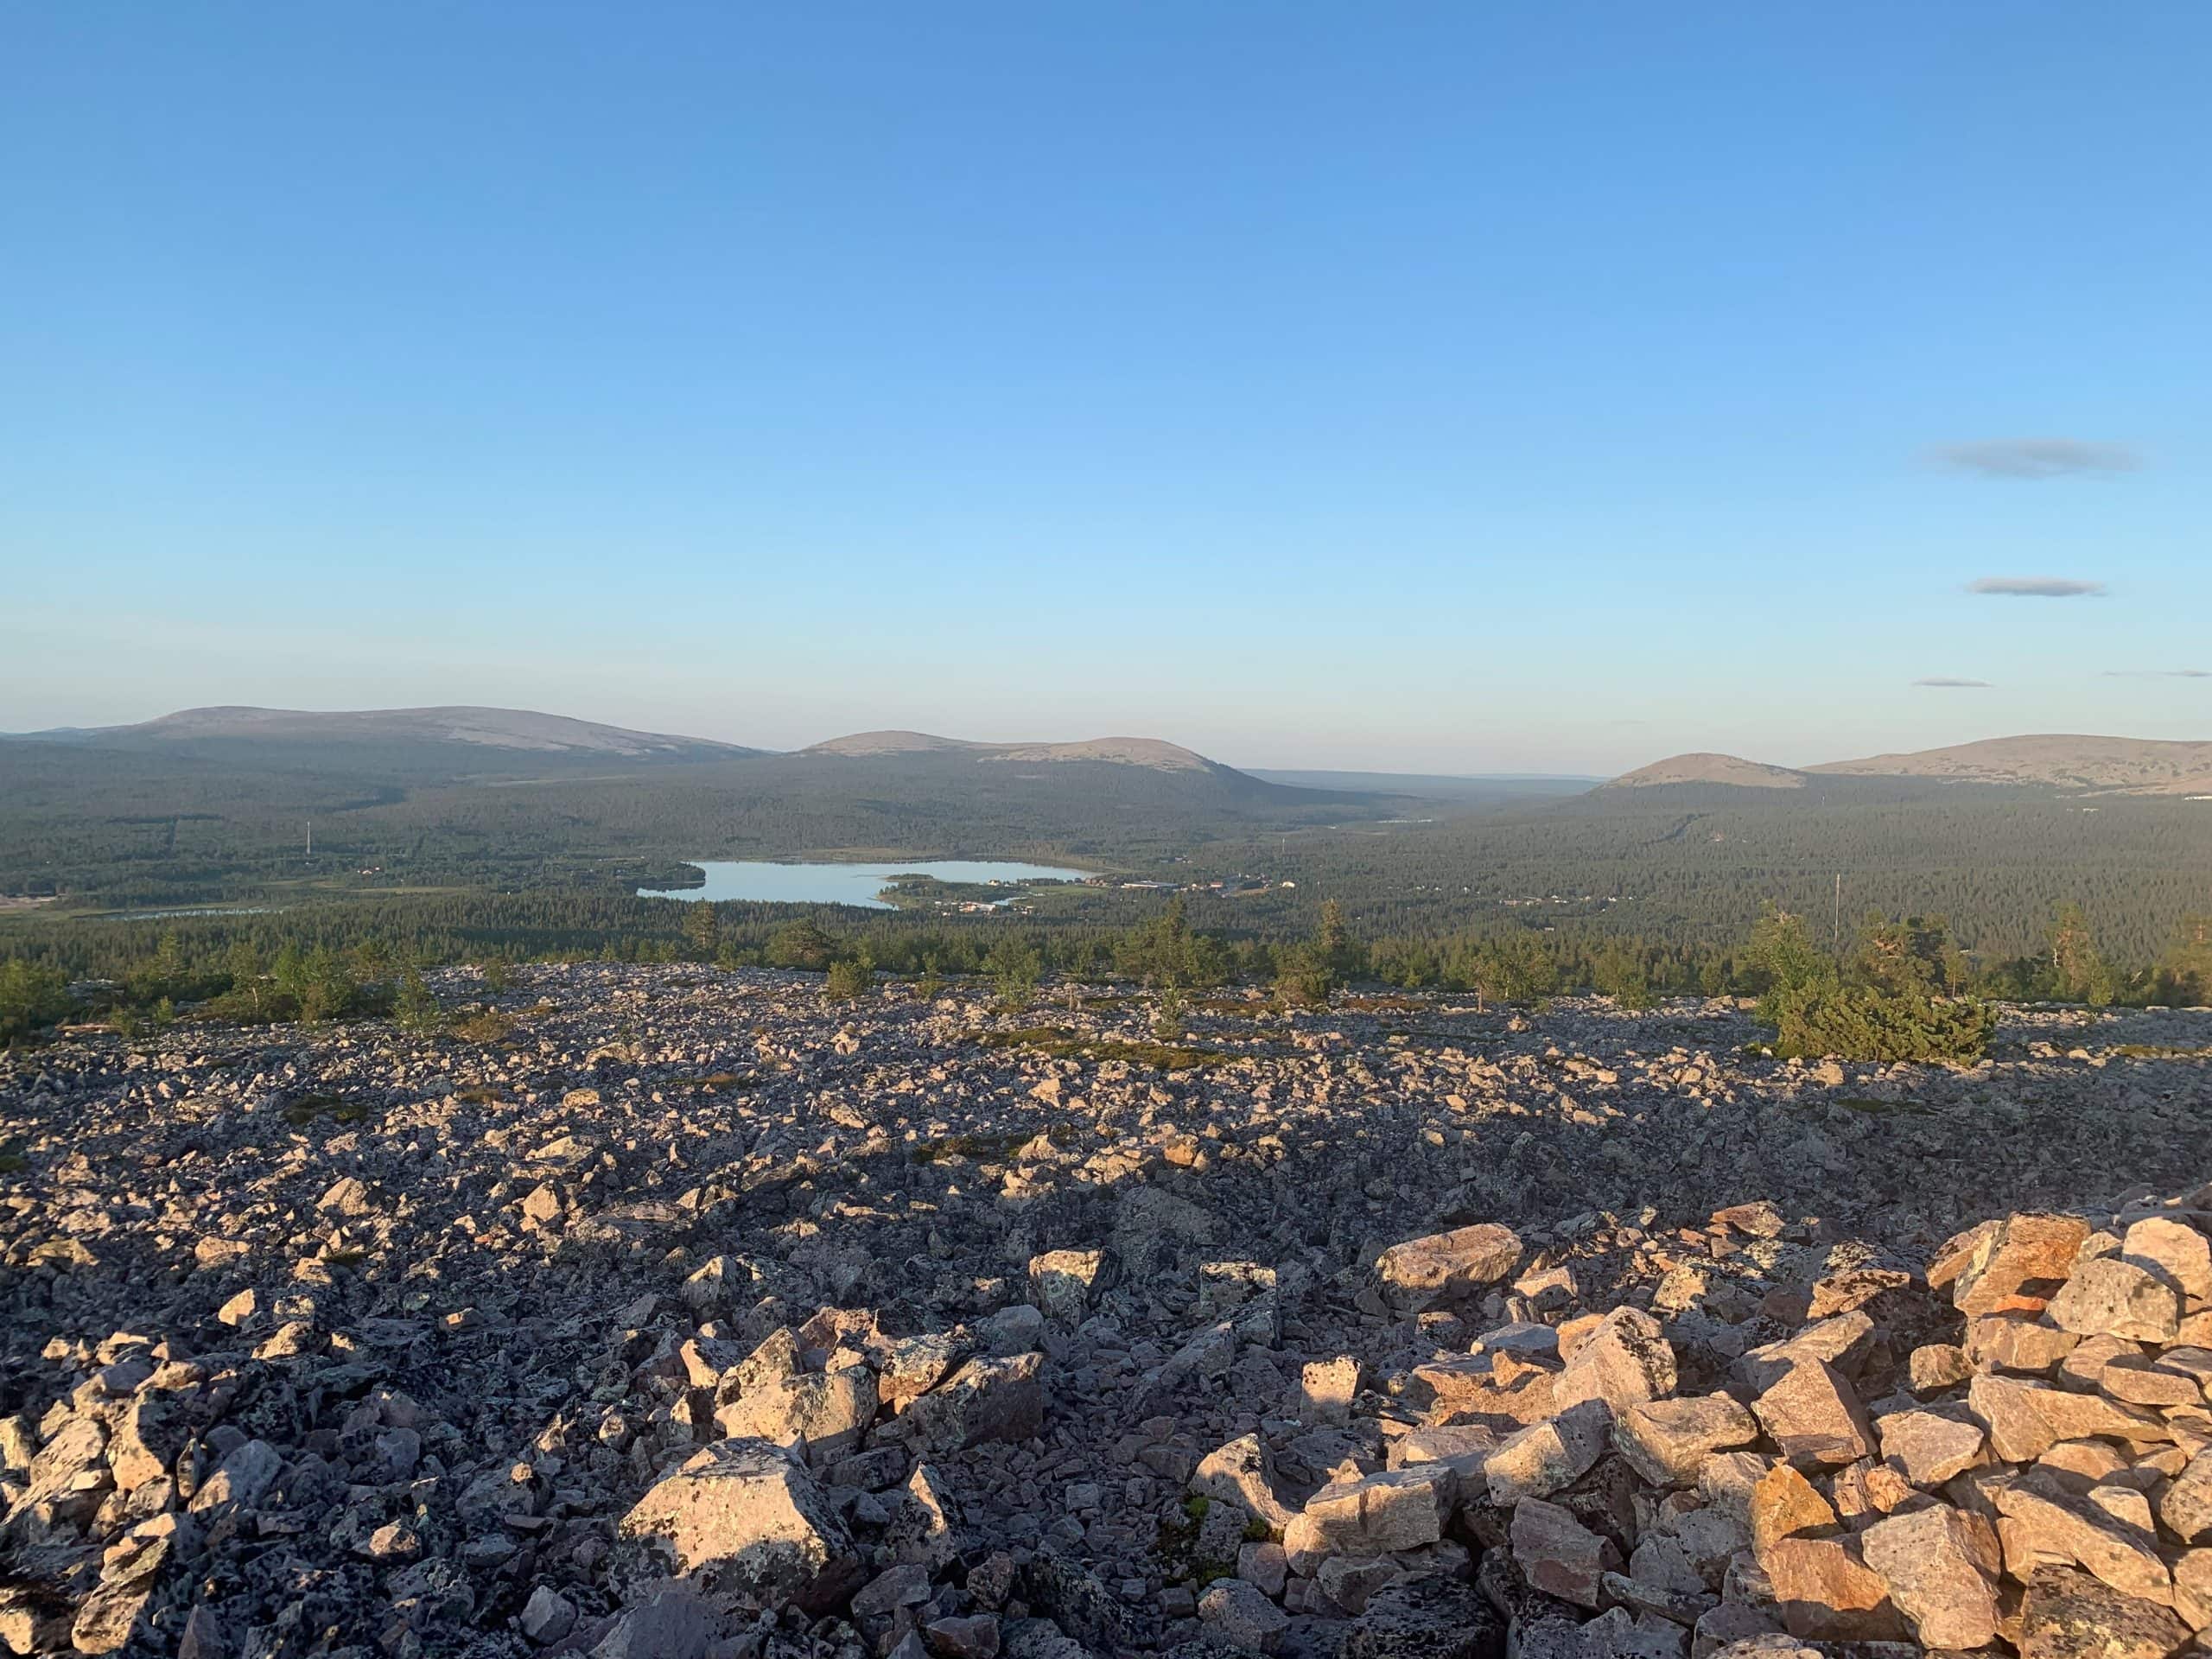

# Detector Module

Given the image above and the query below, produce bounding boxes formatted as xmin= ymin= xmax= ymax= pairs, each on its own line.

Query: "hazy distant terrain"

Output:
xmin=0 ymin=705 xmax=1410 ymax=905
xmin=1612 ymin=733 xmax=2212 ymax=796
xmin=12 ymin=703 xmax=761 ymax=769
xmin=804 ymin=730 xmax=1223 ymax=772
xmin=1247 ymin=769 xmax=1599 ymax=804
xmin=4 ymin=706 xmax=2208 ymax=964
xmin=1806 ymin=733 xmax=2212 ymax=794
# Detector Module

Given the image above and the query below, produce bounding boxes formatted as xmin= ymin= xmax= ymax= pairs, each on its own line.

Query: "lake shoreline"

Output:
xmin=637 ymin=858 xmax=1098 ymax=911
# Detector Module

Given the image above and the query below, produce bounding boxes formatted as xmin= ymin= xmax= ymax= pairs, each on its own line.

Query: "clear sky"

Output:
xmin=4 ymin=3 xmax=2206 ymax=774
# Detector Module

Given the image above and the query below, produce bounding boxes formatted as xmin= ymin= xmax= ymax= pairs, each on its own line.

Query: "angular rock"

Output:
xmin=1510 ymin=1496 xmax=1621 ymax=1609
xmin=1237 ymin=1540 xmax=1287 ymax=1599
xmin=1747 ymin=1463 xmax=1834 ymax=1556
xmin=1484 ymin=1400 xmax=1612 ymax=1505
xmin=590 ymin=1590 xmax=714 ymax=1659
xmin=1376 ymin=1224 xmax=1523 ymax=1313
xmin=2049 ymin=1257 xmax=2183 ymax=1344
xmin=926 ymin=1615 xmax=1002 ymax=1659
xmin=1967 ymin=1311 xmax=2082 ymax=1373
xmin=187 ymin=1437 xmax=280 ymax=1515
xmin=1553 ymin=1306 xmax=1675 ymax=1415
xmin=1198 ymin=1579 xmax=1288 ymax=1654
xmin=73 ymin=1514 xmax=191 ymax=1656
xmin=2124 ymin=1216 xmax=2212 ymax=1301
xmin=1995 ymin=1470 xmax=2172 ymax=1605
xmin=1614 ymin=1395 xmax=1758 ymax=1489
xmin=1289 ymin=1464 xmax=1456 ymax=1559
xmin=715 ymin=1364 xmax=878 ymax=1464
xmin=1580 ymin=1605 xmax=1690 ymax=1659
xmin=1873 ymin=1404 xmax=1986 ymax=1486
xmin=2018 ymin=1563 xmax=2190 ymax=1659
xmin=1317 ymin=1555 xmax=1400 ymax=1616
xmin=902 ymin=1353 xmax=1046 ymax=1453
xmin=1756 ymin=1535 xmax=1904 ymax=1643
xmin=1733 ymin=1313 xmax=1872 ymax=1395
xmin=1906 ymin=1341 xmax=1973 ymax=1393
xmin=521 ymin=1586 xmax=579 ymax=1644
xmin=617 ymin=1437 xmax=862 ymax=1612
xmin=1933 ymin=1212 xmax=2091 ymax=1315
xmin=1859 ymin=1502 xmax=1999 ymax=1649
xmin=2159 ymin=1447 xmax=2212 ymax=1542
xmin=1969 ymin=1371 xmax=2063 ymax=1462
xmin=1300 ymin=1357 xmax=1361 ymax=1427
xmin=1192 ymin=1435 xmax=1300 ymax=1535
xmin=1751 ymin=1361 xmax=1873 ymax=1470
xmin=886 ymin=1463 xmax=963 ymax=1568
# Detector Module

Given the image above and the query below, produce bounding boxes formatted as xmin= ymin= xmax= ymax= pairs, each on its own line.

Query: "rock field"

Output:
xmin=3 ymin=964 xmax=2210 ymax=1658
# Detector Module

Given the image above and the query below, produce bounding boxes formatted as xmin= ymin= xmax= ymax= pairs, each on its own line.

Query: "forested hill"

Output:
xmin=9 ymin=705 xmax=760 ymax=776
xmin=0 ymin=720 xmax=1403 ymax=903
xmin=1611 ymin=733 xmax=2212 ymax=796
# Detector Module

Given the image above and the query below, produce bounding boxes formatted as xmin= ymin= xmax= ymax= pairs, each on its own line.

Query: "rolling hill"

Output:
xmin=803 ymin=730 xmax=1217 ymax=772
xmin=1806 ymin=734 xmax=2212 ymax=794
xmin=0 ymin=706 xmax=1395 ymax=900
xmin=1609 ymin=734 xmax=2212 ymax=796
xmin=12 ymin=705 xmax=757 ymax=764
xmin=1603 ymin=753 xmax=1808 ymax=790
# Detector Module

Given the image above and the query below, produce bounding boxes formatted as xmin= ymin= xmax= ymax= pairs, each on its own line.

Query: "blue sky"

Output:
xmin=3 ymin=3 xmax=2206 ymax=773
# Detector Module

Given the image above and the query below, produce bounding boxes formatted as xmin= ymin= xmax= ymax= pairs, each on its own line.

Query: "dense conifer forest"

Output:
xmin=5 ymin=732 xmax=2209 ymax=1046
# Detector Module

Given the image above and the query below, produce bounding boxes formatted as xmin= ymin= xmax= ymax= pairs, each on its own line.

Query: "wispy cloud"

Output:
xmin=1929 ymin=439 xmax=2138 ymax=479
xmin=2104 ymin=668 xmax=2210 ymax=679
xmin=1913 ymin=677 xmax=1992 ymax=689
xmin=1967 ymin=576 xmax=2107 ymax=598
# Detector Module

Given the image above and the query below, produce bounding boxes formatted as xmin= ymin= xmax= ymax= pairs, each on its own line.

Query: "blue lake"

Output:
xmin=636 ymin=859 xmax=1093 ymax=910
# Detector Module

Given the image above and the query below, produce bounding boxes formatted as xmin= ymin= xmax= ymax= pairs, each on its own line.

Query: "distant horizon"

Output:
xmin=5 ymin=695 xmax=2204 ymax=781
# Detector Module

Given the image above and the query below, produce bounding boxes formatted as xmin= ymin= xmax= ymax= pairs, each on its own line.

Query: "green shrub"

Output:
xmin=1766 ymin=980 xmax=1994 ymax=1064
xmin=1749 ymin=905 xmax=1994 ymax=1064
xmin=1153 ymin=983 xmax=1187 ymax=1040
xmin=1272 ymin=944 xmax=1334 ymax=1008
xmin=824 ymin=955 xmax=874 ymax=1002
xmin=985 ymin=937 xmax=1042 ymax=1011
xmin=0 ymin=959 xmax=70 ymax=1044
xmin=395 ymin=962 xmax=443 ymax=1033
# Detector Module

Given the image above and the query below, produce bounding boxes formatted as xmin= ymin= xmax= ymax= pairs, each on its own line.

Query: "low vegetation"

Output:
xmin=967 ymin=1027 xmax=1232 ymax=1071
xmin=1745 ymin=906 xmax=1997 ymax=1064
xmin=5 ymin=881 xmax=2204 ymax=1064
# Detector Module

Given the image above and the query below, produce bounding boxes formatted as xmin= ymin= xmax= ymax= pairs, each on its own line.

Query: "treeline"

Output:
xmin=7 ymin=886 xmax=2207 ymax=1049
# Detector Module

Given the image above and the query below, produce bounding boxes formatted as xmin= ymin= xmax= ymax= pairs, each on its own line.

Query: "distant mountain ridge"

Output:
xmin=802 ymin=729 xmax=1216 ymax=772
xmin=1610 ymin=734 xmax=2212 ymax=796
xmin=2 ymin=706 xmax=1283 ymax=794
xmin=11 ymin=708 xmax=1237 ymax=774
xmin=1606 ymin=753 xmax=1808 ymax=790
xmin=18 ymin=704 xmax=759 ymax=760
xmin=1806 ymin=734 xmax=2212 ymax=793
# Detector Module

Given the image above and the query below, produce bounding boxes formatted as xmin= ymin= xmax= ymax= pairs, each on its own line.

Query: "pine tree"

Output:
xmin=395 ymin=958 xmax=442 ymax=1033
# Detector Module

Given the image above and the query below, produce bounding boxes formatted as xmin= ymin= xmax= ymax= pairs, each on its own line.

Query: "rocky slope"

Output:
xmin=3 ymin=971 xmax=2209 ymax=1657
